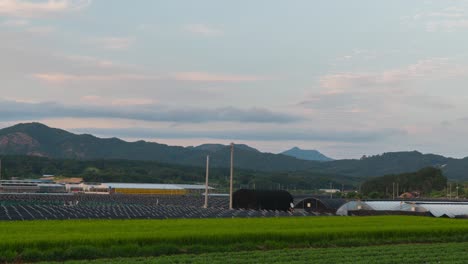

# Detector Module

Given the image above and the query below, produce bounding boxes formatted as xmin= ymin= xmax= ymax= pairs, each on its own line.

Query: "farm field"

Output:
xmin=40 ymin=242 xmax=468 ymax=264
xmin=0 ymin=216 xmax=467 ymax=263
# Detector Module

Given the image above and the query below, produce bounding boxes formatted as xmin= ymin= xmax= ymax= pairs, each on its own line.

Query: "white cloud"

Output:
xmin=320 ymin=58 xmax=464 ymax=89
xmin=184 ymin=24 xmax=223 ymax=36
xmin=0 ymin=0 xmax=91 ymax=18
xmin=426 ymin=19 xmax=468 ymax=32
xmin=409 ymin=4 xmax=468 ymax=32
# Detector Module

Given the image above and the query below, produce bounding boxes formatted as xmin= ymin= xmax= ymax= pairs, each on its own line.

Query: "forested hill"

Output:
xmin=0 ymin=123 xmax=467 ymax=180
xmin=360 ymin=167 xmax=448 ymax=198
xmin=0 ymin=123 xmax=319 ymax=172
xmin=318 ymin=152 xmax=468 ymax=181
xmin=0 ymin=155 xmax=357 ymax=190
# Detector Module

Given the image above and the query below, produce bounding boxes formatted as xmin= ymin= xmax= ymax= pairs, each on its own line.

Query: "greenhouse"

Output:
xmin=336 ymin=200 xmax=468 ymax=218
xmin=294 ymin=197 xmax=347 ymax=213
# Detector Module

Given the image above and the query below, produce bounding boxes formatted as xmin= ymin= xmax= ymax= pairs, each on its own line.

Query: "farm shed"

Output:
xmin=233 ymin=189 xmax=294 ymax=211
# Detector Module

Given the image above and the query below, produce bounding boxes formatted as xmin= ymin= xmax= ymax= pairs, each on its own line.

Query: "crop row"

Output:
xmin=0 ymin=216 xmax=467 ymax=262
xmin=39 ymin=242 xmax=468 ymax=264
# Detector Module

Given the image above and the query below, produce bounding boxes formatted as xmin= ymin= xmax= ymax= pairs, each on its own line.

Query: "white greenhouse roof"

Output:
xmin=414 ymin=203 xmax=468 ymax=218
xmin=103 ymin=183 xmax=213 ymax=190
xmin=336 ymin=200 xmax=468 ymax=218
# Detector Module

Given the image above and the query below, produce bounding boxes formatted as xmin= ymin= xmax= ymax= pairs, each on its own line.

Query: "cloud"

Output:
xmin=32 ymin=73 xmax=160 ymax=83
xmin=172 ymin=72 xmax=267 ymax=82
xmin=409 ymin=5 xmax=468 ymax=32
xmin=87 ymin=37 xmax=134 ymax=50
xmin=0 ymin=0 xmax=91 ymax=18
xmin=301 ymin=59 xmax=461 ymax=115
xmin=426 ymin=19 xmax=468 ymax=32
xmin=80 ymin=95 xmax=157 ymax=106
xmin=25 ymin=25 xmax=55 ymax=34
xmin=61 ymin=55 xmax=119 ymax=68
xmin=299 ymin=89 xmax=455 ymax=116
xmin=32 ymin=71 xmax=267 ymax=83
xmin=320 ymin=58 xmax=463 ymax=89
xmin=184 ymin=24 xmax=223 ymax=36
xmin=0 ymin=99 xmax=302 ymax=123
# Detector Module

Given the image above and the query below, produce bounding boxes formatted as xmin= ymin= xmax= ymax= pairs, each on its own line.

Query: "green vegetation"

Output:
xmin=2 ymin=123 xmax=468 ymax=181
xmin=0 ymin=155 xmax=356 ymax=191
xmin=0 ymin=216 xmax=466 ymax=263
xmin=39 ymin=242 xmax=468 ymax=264
xmin=360 ymin=167 xmax=447 ymax=198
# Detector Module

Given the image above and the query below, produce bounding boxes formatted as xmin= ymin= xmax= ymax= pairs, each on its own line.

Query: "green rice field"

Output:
xmin=40 ymin=242 xmax=468 ymax=264
xmin=0 ymin=216 xmax=466 ymax=263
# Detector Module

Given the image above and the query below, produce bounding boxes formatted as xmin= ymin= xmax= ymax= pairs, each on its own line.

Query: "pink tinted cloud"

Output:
xmin=173 ymin=72 xmax=267 ymax=82
xmin=0 ymin=0 xmax=91 ymax=18
xmin=81 ymin=95 xmax=156 ymax=106
xmin=32 ymin=71 xmax=268 ymax=84
xmin=32 ymin=73 xmax=160 ymax=83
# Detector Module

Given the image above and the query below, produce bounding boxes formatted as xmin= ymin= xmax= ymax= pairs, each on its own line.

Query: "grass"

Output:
xmin=0 ymin=216 xmax=467 ymax=262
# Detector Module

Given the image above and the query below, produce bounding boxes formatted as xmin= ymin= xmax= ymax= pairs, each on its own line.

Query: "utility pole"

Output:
xmin=229 ymin=143 xmax=234 ymax=210
xmin=449 ymin=183 xmax=452 ymax=200
xmin=0 ymin=158 xmax=2 ymax=181
xmin=204 ymin=155 xmax=210 ymax=209
xmin=330 ymin=182 xmax=333 ymax=199
xmin=392 ymin=182 xmax=395 ymax=200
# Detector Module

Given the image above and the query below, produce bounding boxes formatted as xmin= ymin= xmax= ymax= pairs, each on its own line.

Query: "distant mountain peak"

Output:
xmin=281 ymin=147 xmax=333 ymax=162
xmin=194 ymin=143 xmax=260 ymax=153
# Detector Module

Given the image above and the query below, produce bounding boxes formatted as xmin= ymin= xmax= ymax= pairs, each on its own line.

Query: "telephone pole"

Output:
xmin=229 ymin=143 xmax=234 ymax=210
xmin=204 ymin=155 xmax=210 ymax=208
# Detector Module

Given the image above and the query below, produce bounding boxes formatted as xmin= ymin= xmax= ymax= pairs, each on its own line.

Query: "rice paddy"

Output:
xmin=0 ymin=216 xmax=466 ymax=263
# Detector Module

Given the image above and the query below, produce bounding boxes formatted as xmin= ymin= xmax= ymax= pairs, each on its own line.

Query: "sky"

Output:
xmin=1 ymin=0 xmax=468 ymax=159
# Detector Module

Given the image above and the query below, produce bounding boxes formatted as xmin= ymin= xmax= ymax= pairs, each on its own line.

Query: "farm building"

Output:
xmin=104 ymin=183 xmax=213 ymax=195
xmin=0 ymin=180 xmax=66 ymax=193
xmin=233 ymin=189 xmax=294 ymax=211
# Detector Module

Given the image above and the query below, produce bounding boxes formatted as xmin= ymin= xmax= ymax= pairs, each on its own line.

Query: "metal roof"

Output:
xmin=173 ymin=184 xmax=214 ymax=190
xmin=37 ymin=184 xmax=66 ymax=187
xmin=103 ymin=183 xmax=213 ymax=190
xmin=104 ymin=183 xmax=183 ymax=190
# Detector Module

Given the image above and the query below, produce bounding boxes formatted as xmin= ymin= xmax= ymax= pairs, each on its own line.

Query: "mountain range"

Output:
xmin=0 ymin=122 xmax=467 ymax=181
